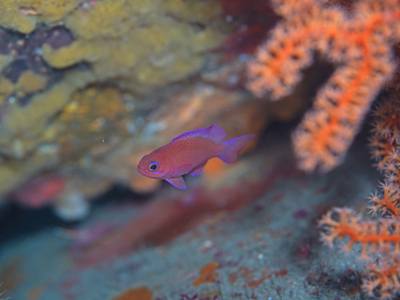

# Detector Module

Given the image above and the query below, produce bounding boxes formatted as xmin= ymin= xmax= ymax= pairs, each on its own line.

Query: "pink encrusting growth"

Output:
xmin=11 ymin=174 xmax=65 ymax=208
xmin=72 ymin=159 xmax=303 ymax=267
xmin=137 ymin=124 xmax=258 ymax=189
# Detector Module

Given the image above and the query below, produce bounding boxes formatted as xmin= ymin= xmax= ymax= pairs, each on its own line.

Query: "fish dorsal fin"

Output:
xmin=171 ymin=124 xmax=227 ymax=144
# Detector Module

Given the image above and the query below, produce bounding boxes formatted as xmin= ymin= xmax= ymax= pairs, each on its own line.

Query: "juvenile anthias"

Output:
xmin=137 ymin=124 xmax=257 ymax=189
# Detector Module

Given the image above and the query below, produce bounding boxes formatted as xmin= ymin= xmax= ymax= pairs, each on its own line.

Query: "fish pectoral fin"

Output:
xmin=165 ymin=177 xmax=186 ymax=189
xmin=189 ymin=161 xmax=207 ymax=177
xmin=171 ymin=164 xmax=194 ymax=176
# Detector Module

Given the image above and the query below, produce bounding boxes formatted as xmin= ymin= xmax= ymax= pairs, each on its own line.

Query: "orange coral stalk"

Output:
xmin=369 ymin=182 xmax=400 ymax=218
xmin=319 ymin=207 xmax=400 ymax=299
xmin=320 ymin=207 xmax=400 ymax=299
xmin=319 ymin=207 xmax=400 ymax=260
xmin=247 ymin=0 xmax=400 ymax=172
xmin=363 ymin=255 xmax=400 ymax=300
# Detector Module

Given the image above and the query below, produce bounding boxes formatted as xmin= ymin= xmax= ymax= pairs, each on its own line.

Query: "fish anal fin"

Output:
xmin=189 ymin=161 xmax=207 ymax=177
xmin=165 ymin=177 xmax=186 ymax=189
xmin=171 ymin=124 xmax=226 ymax=144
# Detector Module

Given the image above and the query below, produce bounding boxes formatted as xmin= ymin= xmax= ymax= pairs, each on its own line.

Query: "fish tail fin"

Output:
xmin=219 ymin=134 xmax=258 ymax=164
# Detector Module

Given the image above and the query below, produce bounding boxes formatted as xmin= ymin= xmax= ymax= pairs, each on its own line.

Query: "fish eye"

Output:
xmin=148 ymin=161 xmax=159 ymax=171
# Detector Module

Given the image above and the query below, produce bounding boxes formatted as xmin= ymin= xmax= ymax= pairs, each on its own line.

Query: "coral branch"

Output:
xmin=363 ymin=255 xmax=400 ymax=300
xmin=368 ymin=182 xmax=400 ymax=218
xmin=319 ymin=208 xmax=400 ymax=260
xmin=319 ymin=207 xmax=400 ymax=299
xmin=369 ymin=96 xmax=400 ymax=186
xmin=247 ymin=0 xmax=400 ymax=172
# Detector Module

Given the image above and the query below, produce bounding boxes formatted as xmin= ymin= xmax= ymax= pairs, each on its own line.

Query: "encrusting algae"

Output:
xmin=0 ymin=0 xmax=86 ymax=34
xmin=0 ymin=70 xmax=95 ymax=158
xmin=42 ymin=0 xmax=222 ymax=92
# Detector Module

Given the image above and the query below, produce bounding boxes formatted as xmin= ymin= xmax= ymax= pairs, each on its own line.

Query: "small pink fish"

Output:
xmin=137 ymin=124 xmax=257 ymax=189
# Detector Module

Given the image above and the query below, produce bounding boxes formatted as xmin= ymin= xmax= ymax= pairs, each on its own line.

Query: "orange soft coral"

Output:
xmin=363 ymin=254 xmax=400 ymax=300
xmin=319 ymin=208 xmax=400 ymax=259
xmin=369 ymin=96 xmax=400 ymax=185
xmin=319 ymin=207 xmax=400 ymax=299
xmin=247 ymin=0 xmax=400 ymax=172
xmin=369 ymin=182 xmax=400 ymax=218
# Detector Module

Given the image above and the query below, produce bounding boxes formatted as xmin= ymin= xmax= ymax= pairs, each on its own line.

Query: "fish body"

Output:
xmin=137 ymin=124 xmax=257 ymax=189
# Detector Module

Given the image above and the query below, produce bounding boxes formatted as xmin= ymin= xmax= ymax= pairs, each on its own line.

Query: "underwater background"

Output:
xmin=0 ymin=0 xmax=400 ymax=299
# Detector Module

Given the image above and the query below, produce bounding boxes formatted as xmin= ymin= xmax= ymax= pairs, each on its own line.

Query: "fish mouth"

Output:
xmin=137 ymin=165 xmax=144 ymax=174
